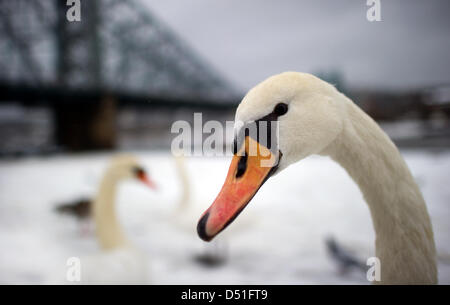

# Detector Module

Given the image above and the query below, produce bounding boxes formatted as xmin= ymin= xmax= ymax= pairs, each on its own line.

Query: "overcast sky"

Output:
xmin=142 ymin=0 xmax=450 ymax=92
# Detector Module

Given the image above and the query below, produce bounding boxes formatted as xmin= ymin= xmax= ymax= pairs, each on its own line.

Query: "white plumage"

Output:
xmin=227 ymin=72 xmax=437 ymax=284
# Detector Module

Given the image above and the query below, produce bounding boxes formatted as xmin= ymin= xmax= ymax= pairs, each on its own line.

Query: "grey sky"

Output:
xmin=142 ymin=0 xmax=450 ymax=92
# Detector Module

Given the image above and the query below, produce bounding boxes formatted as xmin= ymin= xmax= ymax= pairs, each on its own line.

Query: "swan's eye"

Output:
xmin=133 ymin=166 xmax=145 ymax=177
xmin=274 ymin=103 xmax=288 ymax=116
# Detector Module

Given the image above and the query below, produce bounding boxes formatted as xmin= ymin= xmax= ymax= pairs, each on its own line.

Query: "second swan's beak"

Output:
xmin=137 ymin=169 xmax=157 ymax=190
xmin=197 ymin=136 xmax=280 ymax=242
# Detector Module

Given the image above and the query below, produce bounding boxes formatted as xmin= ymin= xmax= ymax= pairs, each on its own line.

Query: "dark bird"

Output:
xmin=325 ymin=236 xmax=367 ymax=274
xmin=55 ymin=198 xmax=92 ymax=220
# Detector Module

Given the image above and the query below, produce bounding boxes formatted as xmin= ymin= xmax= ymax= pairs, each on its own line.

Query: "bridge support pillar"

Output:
xmin=53 ymin=96 xmax=116 ymax=151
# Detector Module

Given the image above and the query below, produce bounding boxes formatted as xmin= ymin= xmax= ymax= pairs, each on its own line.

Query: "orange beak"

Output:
xmin=197 ymin=136 xmax=280 ymax=242
xmin=137 ymin=171 xmax=157 ymax=190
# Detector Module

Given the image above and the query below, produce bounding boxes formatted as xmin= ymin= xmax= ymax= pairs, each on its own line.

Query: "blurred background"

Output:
xmin=0 ymin=0 xmax=449 ymax=284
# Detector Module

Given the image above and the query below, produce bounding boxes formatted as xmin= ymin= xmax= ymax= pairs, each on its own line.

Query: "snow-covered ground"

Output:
xmin=0 ymin=149 xmax=449 ymax=284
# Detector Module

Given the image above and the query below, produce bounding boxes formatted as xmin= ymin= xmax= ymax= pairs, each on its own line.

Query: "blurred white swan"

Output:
xmin=78 ymin=155 xmax=156 ymax=284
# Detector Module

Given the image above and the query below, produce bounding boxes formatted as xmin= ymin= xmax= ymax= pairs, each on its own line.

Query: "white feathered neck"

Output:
xmin=322 ymin=94 xmax=437 ymax=284
xmin=92 ymin=169 xmax=130 ymax=250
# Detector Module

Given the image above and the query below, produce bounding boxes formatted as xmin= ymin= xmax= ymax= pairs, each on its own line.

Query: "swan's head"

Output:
xmin=107 ymin=155 xmax=156 ymax=189
xmin=198 ymin=72 xmax=344 ymax=241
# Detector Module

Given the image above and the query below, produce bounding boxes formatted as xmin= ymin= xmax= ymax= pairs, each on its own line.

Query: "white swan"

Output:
xmin=80 ymin=155 xmax=156 ymax=284
xmin=197 ymin=72 xmax=437 ymax=284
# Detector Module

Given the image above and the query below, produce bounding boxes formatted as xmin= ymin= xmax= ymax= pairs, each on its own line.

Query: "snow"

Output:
xmin=0 ymin=150 xmax=449 ymax=284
